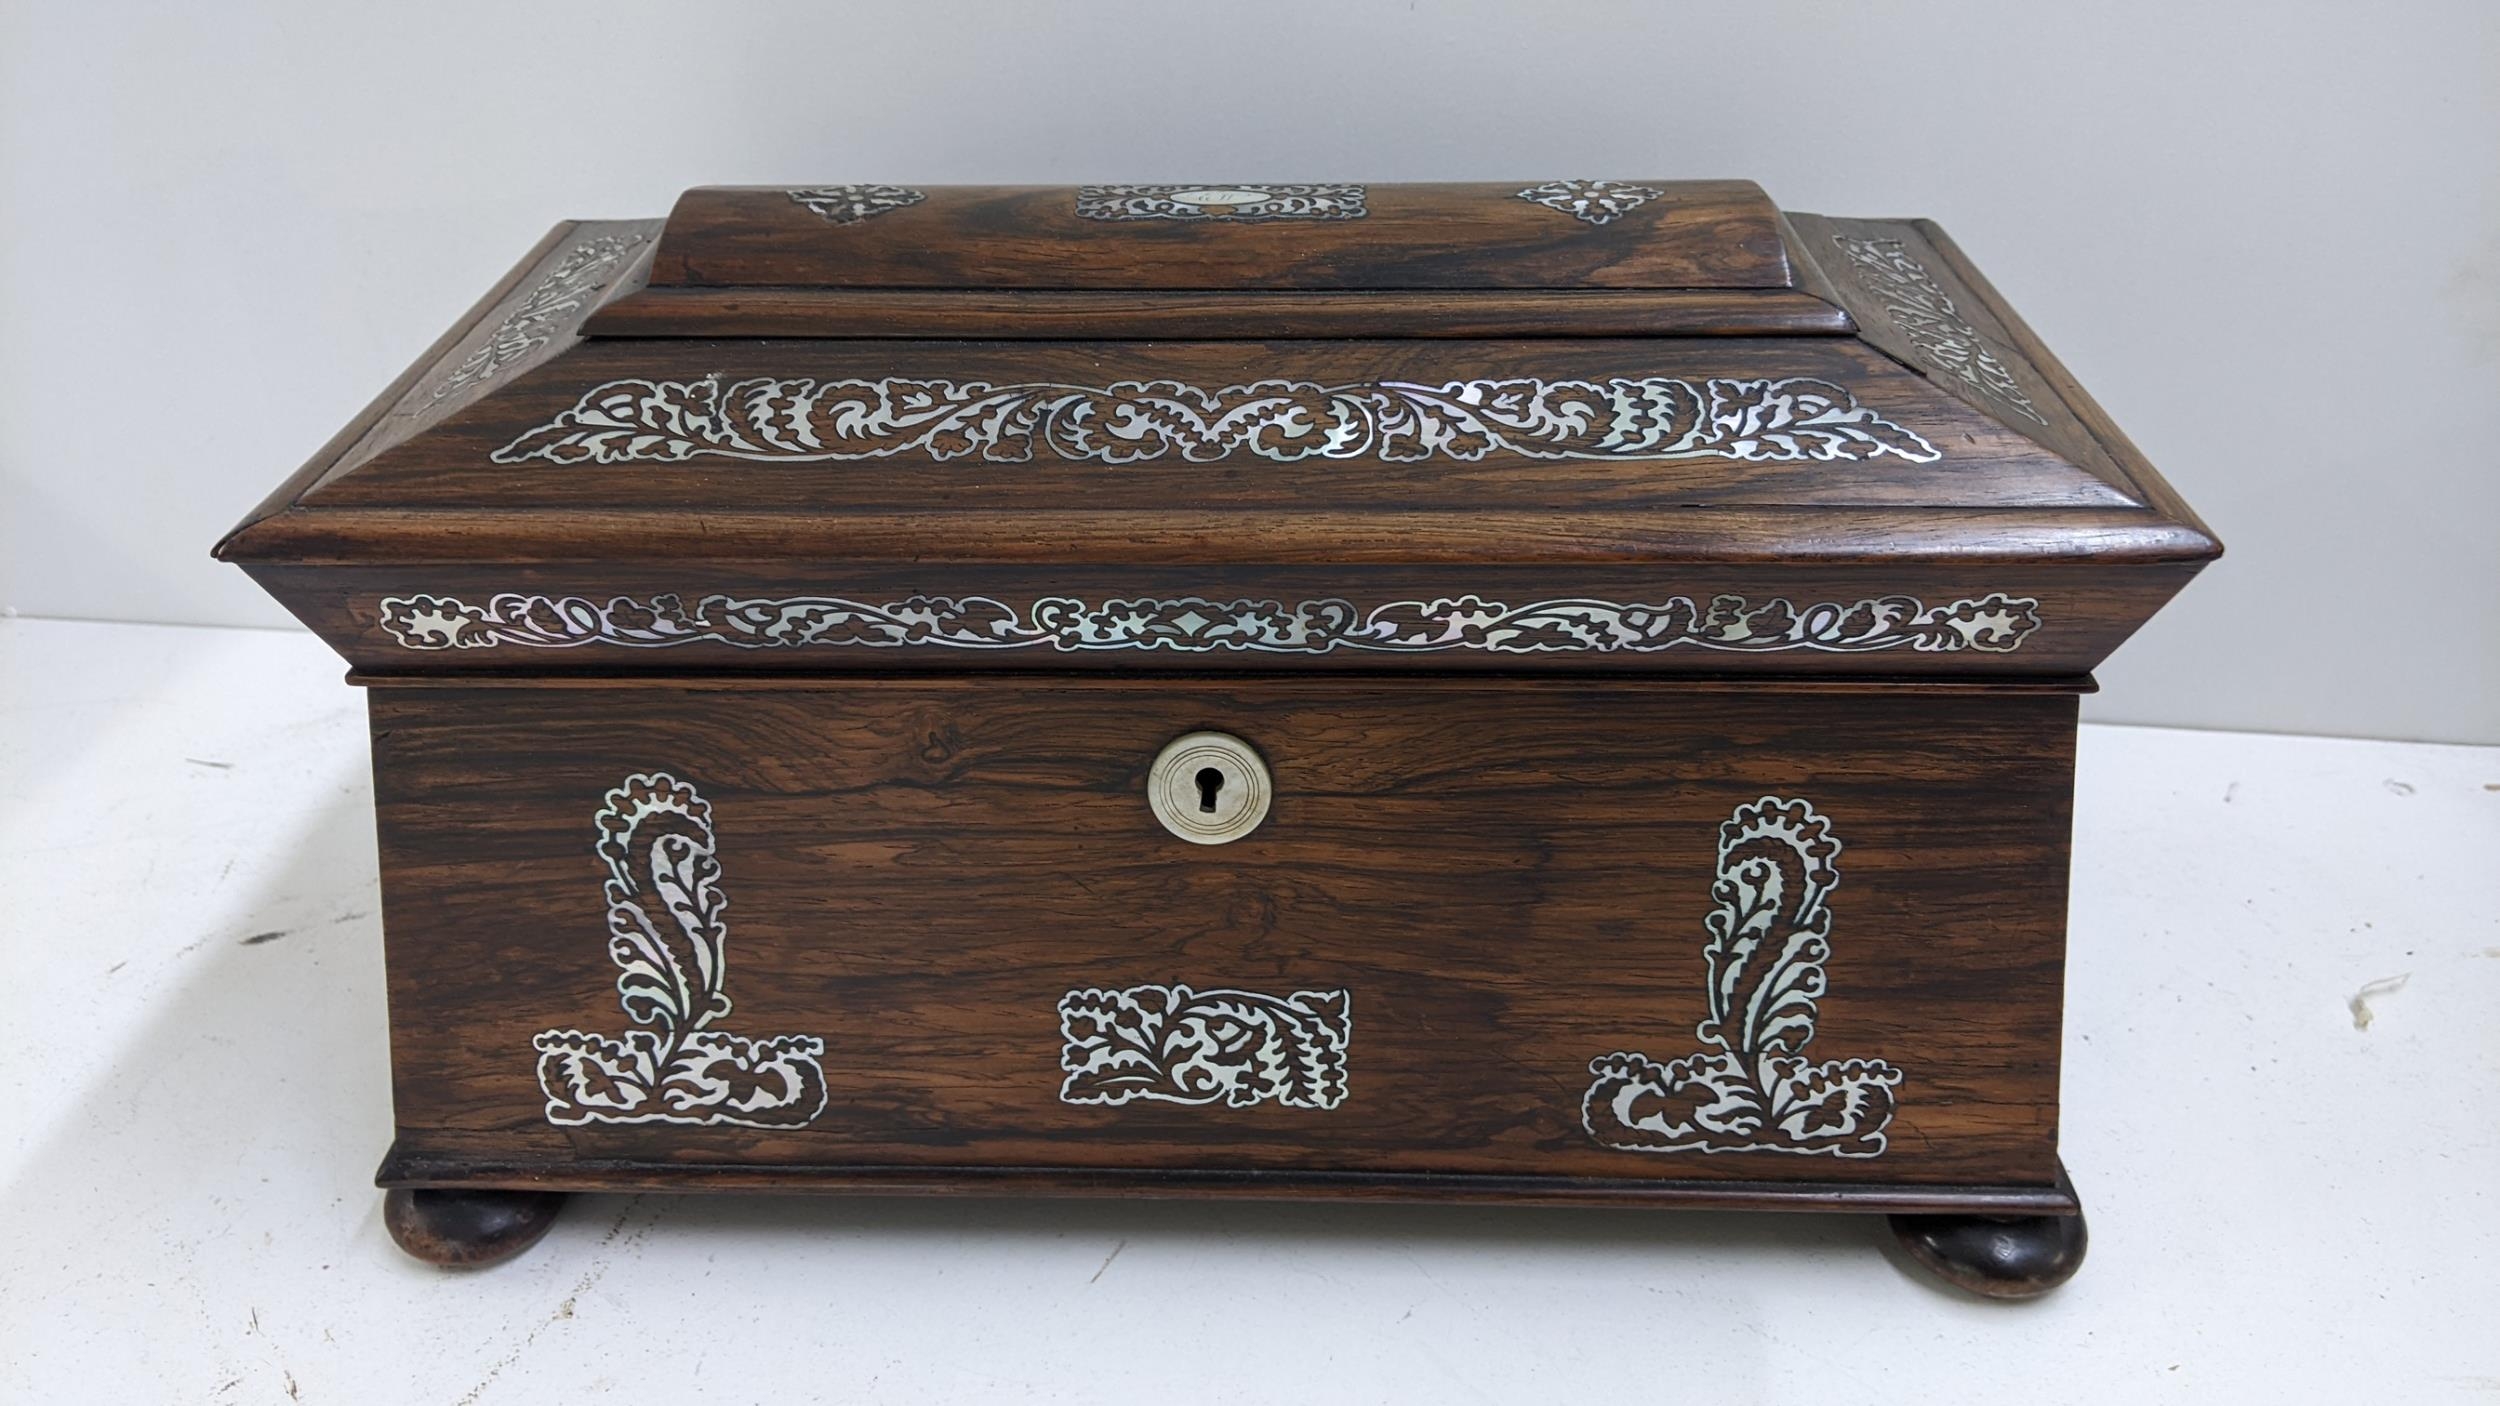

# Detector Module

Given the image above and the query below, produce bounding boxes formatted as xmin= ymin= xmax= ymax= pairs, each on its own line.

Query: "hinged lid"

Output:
xmin=215 ymin=183 xmax=2218 ymax=679
xmin=583 ymin=181 xmax=1853 ymax=338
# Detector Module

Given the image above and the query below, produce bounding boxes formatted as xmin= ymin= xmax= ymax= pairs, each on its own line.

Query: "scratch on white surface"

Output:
xmin=450 ymin=1197 xmax=666 ymax=1406
xmin=1088 ymin=1238 xmax=1127 ymax=1284
xmin=244 ymin=1303 xmax=300 ymax=1403
xmin=2383 ymin=779 xmax=2416 ymax=795
xmin=2348 ymin=973 xmax=2412 ymax=1030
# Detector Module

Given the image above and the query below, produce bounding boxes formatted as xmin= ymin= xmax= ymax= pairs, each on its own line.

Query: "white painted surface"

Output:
xmin=2 ymin=617 xmax=2493 ymax=1402
xmin=3 ymin=1 xmax=2497 ymax=743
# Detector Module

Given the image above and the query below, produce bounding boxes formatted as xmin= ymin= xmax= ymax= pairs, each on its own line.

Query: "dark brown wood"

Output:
xmin=249 ymin=338 xmax=2132 ymax=515
xmin=581 ymin=287 xmax=1855 ymax=339
xmin=214 ymin=186 xmax=2217 ymax=702
xmin=631 ymin=181 xmax=1797 ymax=293
xmin=249 ymin=558 xmax=2197 ymax=680
xmin=215 ymin=221 xmax=586 ymax=553
xmin=213 ymin=181 xmax=2218 ymax=1273
xmin=224 ymin=508 xmax=2216 ymax=567
xmin=381 ymin=1187 xmax=566 ymax=1268
xmin=1911 ymin=219 xmax=2220 ymax=548
xmin=376 ymin=1151 xmax=2082 ymax=1218
xmin=1889 ymin=1164 xmax=2088 ymax=1298
xmin=367 ymin=678 xmax=2074 ymax=1191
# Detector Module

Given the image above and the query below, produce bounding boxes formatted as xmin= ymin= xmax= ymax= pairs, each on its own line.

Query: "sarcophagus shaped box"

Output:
xmin=215 ymin=180 xmax=2218 ymax=1294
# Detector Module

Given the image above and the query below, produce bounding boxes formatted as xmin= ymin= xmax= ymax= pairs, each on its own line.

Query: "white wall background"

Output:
xmin=3 ymin=0 xmax=2493 ymax=742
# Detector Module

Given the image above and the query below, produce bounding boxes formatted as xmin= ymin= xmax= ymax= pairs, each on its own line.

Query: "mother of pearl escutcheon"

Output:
xmin=1147 ymin=731 xmax=1273 ymax=845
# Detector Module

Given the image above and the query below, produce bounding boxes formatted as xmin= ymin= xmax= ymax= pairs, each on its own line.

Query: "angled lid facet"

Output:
xmin=215 ymin=184 xmax=2218 ymax=679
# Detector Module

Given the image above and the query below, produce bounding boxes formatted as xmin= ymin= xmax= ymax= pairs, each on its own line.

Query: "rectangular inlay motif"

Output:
xmin=376 ymin=591 xmax=2043 ymax=655
xmin=487 ymin=375 xmax=1940 ymax=466
xmin=1059 ymin=985 xmax=1352 ymax=1109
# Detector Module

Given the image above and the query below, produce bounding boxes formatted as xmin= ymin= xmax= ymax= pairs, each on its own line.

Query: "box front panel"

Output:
xmin=370 ymin=679 xmax=2075 ymax=1189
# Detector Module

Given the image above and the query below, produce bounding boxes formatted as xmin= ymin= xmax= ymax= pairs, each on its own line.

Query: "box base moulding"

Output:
xmin=375 ymin=1149 xmax=2088 ymax=1297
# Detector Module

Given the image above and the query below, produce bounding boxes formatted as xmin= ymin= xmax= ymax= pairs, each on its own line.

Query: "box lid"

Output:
xmin=215 ymin=183 xmax=2218 ymax=678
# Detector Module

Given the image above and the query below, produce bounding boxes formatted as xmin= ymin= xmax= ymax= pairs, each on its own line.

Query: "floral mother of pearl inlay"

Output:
xmin=376 ymin=591 xmax=2042 ymax=656
xmin=1059 ymin=985 xmax=1351 ymax=1110
xmin=1584 ymin=796 xmax=1902 ymax=1157
xmin=1075 ymin=184 xmax=1367 ymax=221
xmin=785 ymin=185 xmax=925 ymax=224
xmin=1830 ymin=235 xmax=2048 ymax=426
xmin=1515 ymin=180 xmax=1665 ymax=225
xmin=429 ymin=231 xmax=647 ymax=401
xmin=487 ymin=374 xmax=1940 ymax=466
xmin=533 ymin=773 xmax=828 ymax=1128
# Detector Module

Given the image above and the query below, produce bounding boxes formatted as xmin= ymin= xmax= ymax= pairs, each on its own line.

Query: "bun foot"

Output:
xmin=383 ymin=1188 xmax=566 ymax=1268
xmin=1888 ymin=1170 xmax=2088 ymax=1299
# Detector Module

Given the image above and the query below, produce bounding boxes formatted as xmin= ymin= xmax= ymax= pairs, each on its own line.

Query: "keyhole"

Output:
xmin=1195 ymin=766 xmax=1226 ymax=814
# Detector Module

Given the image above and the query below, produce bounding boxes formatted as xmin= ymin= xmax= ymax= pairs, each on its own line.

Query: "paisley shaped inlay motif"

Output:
xmin=1583 ymin=797 xmax=1902 ymax=1157
xmin=531 ymin=773 xmax=829 ymax=1128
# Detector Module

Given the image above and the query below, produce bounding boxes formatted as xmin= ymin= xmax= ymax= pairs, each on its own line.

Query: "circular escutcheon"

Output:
xmin=1147 ymin=731 xmax=1272 ymax=845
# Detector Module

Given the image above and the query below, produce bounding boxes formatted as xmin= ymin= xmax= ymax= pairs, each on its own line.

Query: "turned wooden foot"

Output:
xmin=1888 ymin=1169 xmax=2088 ymax=1299
xmin=383 ymin=1188 xmax=566 ymax=1268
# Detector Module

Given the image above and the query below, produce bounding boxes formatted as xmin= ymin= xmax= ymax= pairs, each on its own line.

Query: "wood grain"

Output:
xmin=369 ymin=678 xmax=2076 ymax=1193
xmin=282 ymin=337 xmax=2134 ymax=515
xmin=374 ymin=1152 xmax=2083 ymax=1217
xmin=252 ymin=559 xmax=2200 ymax=678
xmin=633 ymin=181 xmax=1795 ymax=292
xmin=209 ymin=184 xmax=2219 ymax=1231
xmin=581 ymin=286 xmax=1855 ymax=339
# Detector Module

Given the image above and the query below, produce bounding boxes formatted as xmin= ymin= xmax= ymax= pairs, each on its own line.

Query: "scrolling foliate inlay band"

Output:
xmin=1075 ymin=184 xmax=1366 ymax=221
xmin=532 ymin=773 xmax=829 ymax=1128
xmin=377 ymin=591 xmax=2042 ymax=656
xmin=1583 ymin=797 xmax=1901 ymax=1157
xmin=1060 ymin=985 xmax=1351 ymax=1109
xmin=489 ymin=375 xmax=1941 ymax=466
xmin=1831 ymin=236 xmax=2048 ymax=427
xmin=429 ymin=232 xmax=647 ymax=401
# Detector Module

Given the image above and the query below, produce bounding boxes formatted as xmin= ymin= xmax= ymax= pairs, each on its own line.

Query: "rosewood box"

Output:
xmin=215 ymin=180 xmax=2218 ymax=1294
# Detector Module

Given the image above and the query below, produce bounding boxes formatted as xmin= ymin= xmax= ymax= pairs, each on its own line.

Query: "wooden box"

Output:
xmin=215 ymin=181 xmax=2218 ymax=1294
